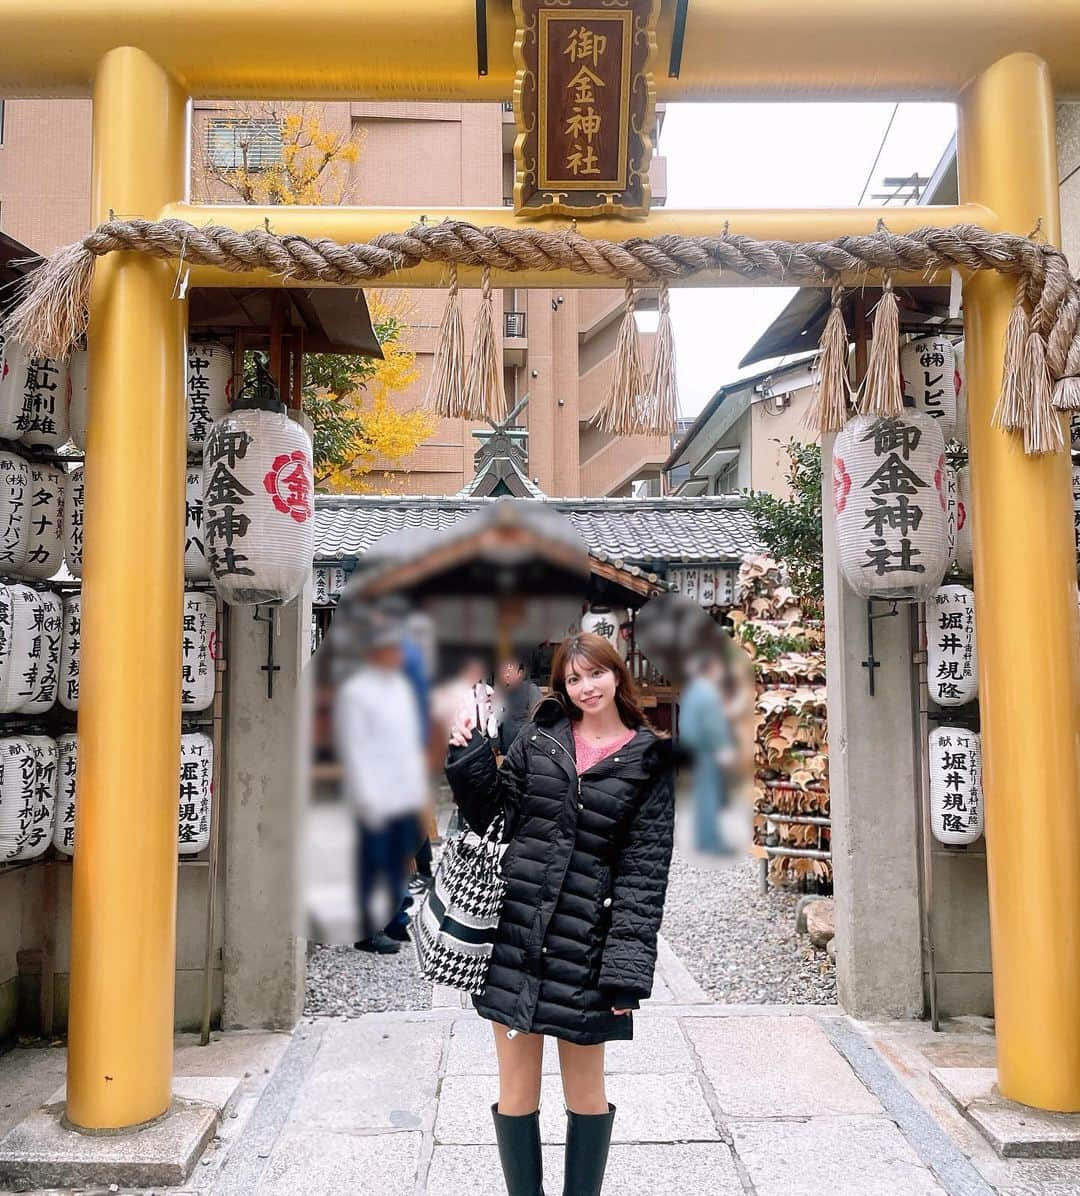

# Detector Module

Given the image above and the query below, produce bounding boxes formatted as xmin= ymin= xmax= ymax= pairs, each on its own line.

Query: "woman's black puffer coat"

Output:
xmin=445 ymin=696 xmax=675 ymax=1046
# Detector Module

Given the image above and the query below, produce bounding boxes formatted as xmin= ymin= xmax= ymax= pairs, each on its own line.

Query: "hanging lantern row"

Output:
xmin=666 ymin=566 xmax=738 ymax=608
xmin=834 ymin=411 xmax=950 ymax=601
xmin=928 ymin=726 xmax=983 ymax=846
xmin=927 ymin=585 xmax=978 ymax=706
xmin=313 ymin=566 xmax=349 ymax=607
xmin=0 ymin=730 xmax=213 ymax=861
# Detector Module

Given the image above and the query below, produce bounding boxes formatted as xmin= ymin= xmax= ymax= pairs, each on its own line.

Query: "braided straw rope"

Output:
xmin=5 ymin=216 xmax=1080 ymax=451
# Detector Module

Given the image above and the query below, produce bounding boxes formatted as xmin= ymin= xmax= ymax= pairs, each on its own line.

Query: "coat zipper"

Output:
xmin=537 ymin=727 xmax=584 ymax=797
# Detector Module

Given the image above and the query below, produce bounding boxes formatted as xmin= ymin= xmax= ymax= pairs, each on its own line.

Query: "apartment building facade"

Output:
xmin=0 ymin=97 xmax=669 ymax=497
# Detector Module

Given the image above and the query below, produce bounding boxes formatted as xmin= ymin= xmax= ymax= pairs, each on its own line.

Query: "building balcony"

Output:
xmin=504 ymin=310 xmax=527 ymax=366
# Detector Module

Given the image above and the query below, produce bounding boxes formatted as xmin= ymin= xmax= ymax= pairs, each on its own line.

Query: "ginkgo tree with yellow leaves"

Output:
xmin=194 ymin=102 xmax=434 ymax=490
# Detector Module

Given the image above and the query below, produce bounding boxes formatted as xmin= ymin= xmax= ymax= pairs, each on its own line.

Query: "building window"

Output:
xmin=206 ymin=118 xmax=283 ymax=171
xmin=714 ymin=461 xmax=739 ymax=493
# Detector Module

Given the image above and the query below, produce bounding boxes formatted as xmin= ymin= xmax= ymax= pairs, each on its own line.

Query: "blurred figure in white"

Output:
xmin=334 ymin=611 xmax=427 ymax=954
xmin=495 ymin=654 xmax=542 ymax=758
xmin=679 ymin=652 xmax=737 ymax=855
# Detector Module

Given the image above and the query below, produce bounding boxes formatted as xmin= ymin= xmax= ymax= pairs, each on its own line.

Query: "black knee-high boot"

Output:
xmin=562 ymin=1103 xmax=615 ymax=1196
xmin=491 ymin=1103 xmax=545 ymax=1196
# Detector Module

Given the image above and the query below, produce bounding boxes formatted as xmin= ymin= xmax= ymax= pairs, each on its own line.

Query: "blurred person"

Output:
xmin=679 ymin=653 xmax=737 ymax=856
xmin=334 ymin=615 xmax=426 ymax=955
xmin=495 ymin=654 xmax=542 ymax=757
xmin=433 ymin=655 xmax=499 ymax=744
xmin=446 ymin=633 xmax=674 ymax=1196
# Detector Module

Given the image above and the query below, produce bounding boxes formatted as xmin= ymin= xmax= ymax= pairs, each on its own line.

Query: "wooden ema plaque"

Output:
xmin=512 ymin=0 xmax=659 ymax=218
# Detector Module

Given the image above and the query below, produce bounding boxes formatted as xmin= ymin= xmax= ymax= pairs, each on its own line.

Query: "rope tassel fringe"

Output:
xmin=806 ymin=284 xmax=850 ymax=433
xmin=424 ymin=265 xmax=466 ymax=418
xmin=462 ymin=265 xmax=506 ymax=422
xmin=643 ymin=280 xmax=679 ymax=436
xmin=595 ymin=280 xmax=646 ymax=436
xmin=858 ymin=279 xmax=903 ymax=419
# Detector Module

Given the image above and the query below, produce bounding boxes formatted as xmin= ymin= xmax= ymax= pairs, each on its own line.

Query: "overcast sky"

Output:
xmin=654 ymin=103 xmax=957 ymax=417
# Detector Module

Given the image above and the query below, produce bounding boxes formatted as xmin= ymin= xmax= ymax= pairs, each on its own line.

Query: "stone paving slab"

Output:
xmin=434 ymin=1073 xmax=720 ymax=1145
xmin=256 ymin=1126 xmax=420 ymax=1196
xmin=287 ymin=1019 xmax=444 ymax=1135
xmin=730 ymin=1116 xmax=948 ymax=1196
xmin=684 ymin=1014 xmax=882 ymax=1117
xmin=444 ymin=1014 xmax=695 ymax=1075
xmin=427 ymin=1141 xmax=742 ymax=1195
xmin=932 ymin=1067 xmax=1080 ymax=1159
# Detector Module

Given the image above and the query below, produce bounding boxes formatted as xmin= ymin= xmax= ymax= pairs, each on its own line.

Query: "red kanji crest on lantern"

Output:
xmin=833 ymin=455 xmax=852 ymax=513
xmin=263 ymin=450 xmax=312 ymax=524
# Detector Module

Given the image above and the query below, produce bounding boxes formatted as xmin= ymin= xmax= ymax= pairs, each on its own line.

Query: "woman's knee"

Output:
xmin=557 ymin=1043 xmax=607 ymax=1113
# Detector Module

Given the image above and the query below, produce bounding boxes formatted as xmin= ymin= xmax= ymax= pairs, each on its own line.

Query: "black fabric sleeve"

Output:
xmin=444 ymin=727 xmax=528 ymax=837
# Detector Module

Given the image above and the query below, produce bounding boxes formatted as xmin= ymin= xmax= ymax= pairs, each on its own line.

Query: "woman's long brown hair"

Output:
xmin=549 ymin=632 xmax=656 ymax=731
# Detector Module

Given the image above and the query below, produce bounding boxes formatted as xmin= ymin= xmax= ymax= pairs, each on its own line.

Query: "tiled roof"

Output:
xmin=315 ymin=495 xmax=760 ymax=568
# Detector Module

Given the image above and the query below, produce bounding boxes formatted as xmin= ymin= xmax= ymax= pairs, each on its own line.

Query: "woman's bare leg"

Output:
xmin=556 ymin=1038 xmax=608 ymax=1114
xmin=492 ymin=1023 xmax=545 ymax=1114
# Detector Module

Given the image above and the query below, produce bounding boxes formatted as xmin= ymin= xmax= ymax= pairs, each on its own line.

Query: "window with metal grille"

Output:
xmin=206 ymin=117 xmax=283 ymax=171
xmin=504 ymin=311 xmax=527 ymax=339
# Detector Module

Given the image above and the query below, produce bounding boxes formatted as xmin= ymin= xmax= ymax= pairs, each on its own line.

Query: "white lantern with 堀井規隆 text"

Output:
xmin=59 ymin=591 xmax=80 ymax=711
xmin=178 ymin=732 xmax=213 ymax=855
xmin=185 ymin=468 xmax=209 ymax=581
xmin=182 ymin=591 xmax=216 ymax=712
xmin=9 ymin=735 xmax=58 ymax=862
xmin=18 ymin=589 xmax=61 ymax=714
xmin=928 ymin=726 xmax=983 ymax=846
xmin=833 ymin=412 xmax=950 ymax=601
xmin=203 ymin=358 xmax=314 ymax=606
xmin=52 ymin=732 xmax=77 ymax=856
xmin=63 ymin=466 xmax=84 ymax=577
xmin=68 ymin=348 xmax=88 ymax=450
xmin=188 ymin=341 xmax=234 ymax=456
xmin=0 ymin=452 xmax=30 ymax=574
xmin=900 ymin=335 xmax=957 ymax=441
xmin=22 ymin=464 xmax=66 ymax=579
xmin=927 ymin=585 xmax=978 ymax=706
xmin=0 ymin=736 xmax=40 ymax=861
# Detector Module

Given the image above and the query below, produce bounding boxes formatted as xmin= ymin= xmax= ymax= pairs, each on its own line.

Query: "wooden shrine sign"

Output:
xmin=512 ymin=0 xmax=659 ymax=218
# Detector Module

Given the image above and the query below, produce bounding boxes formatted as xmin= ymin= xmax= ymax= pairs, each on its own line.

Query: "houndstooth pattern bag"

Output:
xmin=413 ymin=810 xmax=508 ymax=993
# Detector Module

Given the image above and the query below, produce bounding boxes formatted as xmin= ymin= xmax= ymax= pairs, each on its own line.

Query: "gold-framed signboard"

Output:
xmin=512 ymin=0 xmax=660 ymax=218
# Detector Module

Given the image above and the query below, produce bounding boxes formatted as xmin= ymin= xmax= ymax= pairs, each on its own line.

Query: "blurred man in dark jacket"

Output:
xmin=495 ymin=655 xmax=542 ymax=757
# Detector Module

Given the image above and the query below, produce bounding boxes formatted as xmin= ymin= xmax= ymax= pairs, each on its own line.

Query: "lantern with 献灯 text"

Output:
xmin=59 ymin=591 xmax=80 ymax=711
xmin=833 ymin=412 xmax=950 ymax=601
xmin=63 ymin=465 xmax=84 ymax=577
xmin=188 ymin=341 xmax=233 ymax=456
xmin=186 ymin=468 xmax=209 ymax=581
xmin=900 ymin=335 xmax=957 ymax=442
xmin=0 ymin=737 xmax=39 ymax=861
xmin=22 ymin=464 xmax=66 ymax=579
xmin=0 ymin=586 xmax=42 ymax=713
xmin=178 ymin=732 xmax=213 ymax=855
xmin=18 ymin=589 xmax=61 ymax=714
xmin=182 ymin=592 xmax=216 ymax=712
xmin=52 ymin=732 xmax=77 ymax=856
xmin=0 ymin=452 xmax=30 ymax=574
xmin=203 ymin=356 xmax=314 ymax=606
xmin=927 ymin=585 xmax=978 ymax=706
xmin=928 ymin=726 xmax=983 ymax=846
xmin=9 ymin=735 xmax=58 ymax=862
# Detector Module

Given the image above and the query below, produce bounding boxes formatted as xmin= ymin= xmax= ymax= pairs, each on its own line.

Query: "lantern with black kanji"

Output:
xmin=178 ymin=732 xmax=213 ymax=855
xmin=581 ymin=605 xmax=623 ymax=652
xmin=0 ymin=451 xmax=30 ymax=574
xmin=927 ymin=585 xmax=978 ymax=706
xmin=69 ymin=347 xmax=88 ymax=450
xmin=833 ymin=412 xmax=950 ymax=600
xmin=0 ymin=586 xmax=42 ymax=713
xmin=53 ymin=732 xmax=78 ymax=856
xmin=22 ymin=464 xmax=66 ymax=579
xmin=64 ymin=465 xmax=84 ymax=577
xmin=928 ymin=726 xmax=983 ymax=846
xmin=203 ymin=355 xmax=314 ymax=606
xmin=188 ymin=341 xmax=233 ymax=456
xmin=19 ymin=590 xmax=62 ymax=714
xmin=900 ymin=335 xmax=957 ymax=441
xmin=185 ymin=468 xmax=209 ymax=581
xmin=0 ymin=737 xmax=39 ymax=861
xmin=313 ymin=565 xmax=348 ymax=607
xmin=0 ymin=340 xmax=71 ymax=449
xmin=182 ymin=592 xmax=216 ymax=712
xmin=9 ymin=736 xmax=58 ymax=862
xmin=59 ymin=591 xmax=80 ymax=711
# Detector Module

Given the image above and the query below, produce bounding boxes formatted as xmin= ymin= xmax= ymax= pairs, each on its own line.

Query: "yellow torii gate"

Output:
xmin=1 ymin=0 xmax=1079 ymax=1128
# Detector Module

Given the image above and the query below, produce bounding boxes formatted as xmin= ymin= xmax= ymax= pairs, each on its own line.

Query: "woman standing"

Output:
xmin=446 ymin=633 xmax=675 ymax=1196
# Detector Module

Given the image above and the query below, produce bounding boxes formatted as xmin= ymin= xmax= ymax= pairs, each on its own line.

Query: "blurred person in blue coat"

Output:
xmin=679 ymin=652 xmax=737 ymax=855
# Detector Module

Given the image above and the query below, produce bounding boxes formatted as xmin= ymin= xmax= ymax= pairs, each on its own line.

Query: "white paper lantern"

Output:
xmin=0 ymin=737 xmax=39 ymax=861
xmin=697 ymin=569 xmax=719 ymax=607
xmin=0 ymin=338 xmax=27 ymax=440
xmin=1071 ymin=410 xmax=1080 ymax=456
xmin=928 ymin=726 xmax=983 ymax=846
xmin=953 ymin=339 xmax=967 ymax=447
xmin=59 ymin=592 xmax=81 ymax=711
xmin=0 ymin=451 xmax=30 ymax=573
xmin=178 ymin=732 xmax=213 ymax=855
xmin=64 ymin=466 xmax=85 ymax=577
xmin=185 ymin=468 xmax=209 ymax=580
xmin=10 ymin=736 xmax=58 ymax=862
xmin=668 ymin=567 xmax=699 ymax=603
xmin=581 ymin=605 xmax=623 ymax=652
xmin=0 ymin=586 xmax=42 ymax=713
xmin=901 ymin=335 xmax=957 ymax=441
xmin=715 ymin=568 xmax=737 ymax=606
xmin=53 ymin=732 xmax=78 ymax=856
xmin=18 ymin=589 xmax=62 ymax=714
xmin=182 ymin=591 xmax=217 ymax=712
xmin=204 ymin=408 xmax=315 ymax=605
xmin=69 ymin=348 xmax=88 ymax=450
xmin=833 ymin=412 xmax=950 ymax=601
xmin=10 ymin=348 xmax=70 ymax=449
xmin=187 ymin=342 xmax=233 ymax=456
xmin=945 ymin=465 xmax=959 ymax=568
xmin=22 ymin=463 xmax=66 ymax=579
xmin=927 ymin=585 xmax=978 ymax=706
xmin=313 ymin=565 xmax=348 ymax=607
xmin=955 ymin=466 xmax=973 ymax=576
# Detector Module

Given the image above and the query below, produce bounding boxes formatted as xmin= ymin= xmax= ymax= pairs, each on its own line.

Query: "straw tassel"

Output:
xmin=424 ymin=265 xmax=466 ymax=417
xmin=462 ymin=265 xmax=506 ymax=422
xmin=806 ymin=284 xmax=851 ymax=433
xmin=858 ymin=278 xmax=903 ymax=418
xmin=1023 ymin=330 xmax=1066 ymax=454
xmin=1 ymin=240 xmax=97 ymax=360
xmin=991 ymin=281 xmax=1031 ymax=432
xmin=642 ymin=280 xmax=679 ymax=436
xmin=595 ymin=280 xmax=646 ymax=436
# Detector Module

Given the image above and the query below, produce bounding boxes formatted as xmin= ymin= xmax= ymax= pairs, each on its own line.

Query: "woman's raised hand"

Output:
xmin=448 ymin=706 xmax=476 ymax=748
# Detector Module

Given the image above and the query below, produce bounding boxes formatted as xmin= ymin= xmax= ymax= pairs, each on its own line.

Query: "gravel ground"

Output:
xmin=304 ymin=935 xmax=433 ymax=1017
xmin=660 ymin=849 xmax=837 ymax=1005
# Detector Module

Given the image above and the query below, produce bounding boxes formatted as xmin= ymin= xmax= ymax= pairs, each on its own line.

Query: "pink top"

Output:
xmin=572 ymin=725 xmax=637 ymax=774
